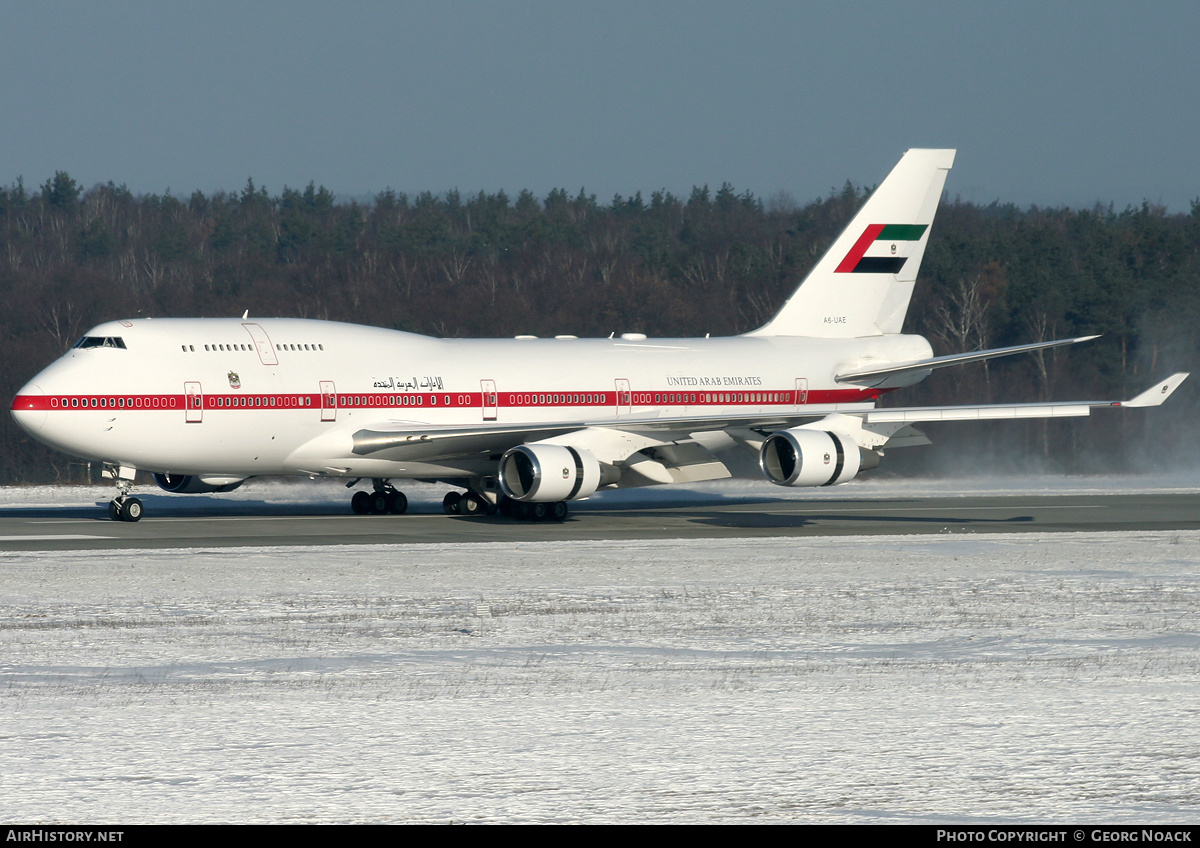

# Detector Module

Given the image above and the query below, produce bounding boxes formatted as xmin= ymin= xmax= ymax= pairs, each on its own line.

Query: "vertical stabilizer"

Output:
xmin=747 ymin=148 xmax=955 ymax=338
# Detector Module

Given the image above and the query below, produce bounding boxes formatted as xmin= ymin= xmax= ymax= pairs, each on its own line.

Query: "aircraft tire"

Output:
xmin=443 ymin=491 xmax=462 ymax=515
xmin=351 ymin=491 xmax=370 ymax=515
xmin=387 ymin=491 xmax=408 ymax=514
xmin=551 ymin=501 xmax=568 ymax=522
xmin=460 ymin=494 xmax=485 ymax=516
xmin=108 ymin=500 xmax=121 ymax=522
xmin=368 ymin=491 xmax=389 ymax=515
xmin=120 ymin=497 xmax=143 ymax=522
xmin=514 ymin=501 xmax=533 ymax=521
xmin=531 ymin=502 xmax=548 ymax=521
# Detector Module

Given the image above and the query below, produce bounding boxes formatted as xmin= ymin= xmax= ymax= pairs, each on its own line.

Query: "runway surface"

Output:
xmin=2 ymin=483 xmax=1199 ymax=550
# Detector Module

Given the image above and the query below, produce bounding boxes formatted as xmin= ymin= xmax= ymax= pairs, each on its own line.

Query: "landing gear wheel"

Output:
xmin=119 ymin=497 xmax=143 ymax=522
xmin=368 ymin=491 xmax=390 ymax=515
xmin=551 ymin=501 xmax=569 ymax=522
xmin=514 ymin=501 xmax=533 ymax=521
xmin=531 ymin=502 xmax=548 ymax=521
xmin=459 ymin=493 xmax=485 ymax=516
xmin=351 ymin=491 xmax=370 ymax=515
xmin=443 ymin=491 xmax=462 ymax=515
xmin=387 ymin=491 xmax=408 ymax=514
xmin=108 ymin=501 xmax=121 ymax=522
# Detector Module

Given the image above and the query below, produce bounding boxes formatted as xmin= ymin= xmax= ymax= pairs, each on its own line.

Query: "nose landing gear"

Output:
xmin=107 ymin=495 xmax=143 ymax=522
xmin=104 ymin=464 xmax=142 ymax=522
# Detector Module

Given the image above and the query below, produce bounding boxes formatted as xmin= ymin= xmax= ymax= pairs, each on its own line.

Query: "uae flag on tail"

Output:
xmin=835 ymin=224 xmax=927 ymax=274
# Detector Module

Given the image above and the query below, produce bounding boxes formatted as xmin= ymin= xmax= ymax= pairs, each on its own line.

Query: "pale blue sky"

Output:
xmin=3 ymin=0 xmax=1197 ymax=211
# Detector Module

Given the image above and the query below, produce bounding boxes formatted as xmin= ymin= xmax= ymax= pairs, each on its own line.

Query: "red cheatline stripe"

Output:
xmin=12 ymin=387 xmax=881 ymax=413
xmin=834 ymin=223 xmax=886 ymax=273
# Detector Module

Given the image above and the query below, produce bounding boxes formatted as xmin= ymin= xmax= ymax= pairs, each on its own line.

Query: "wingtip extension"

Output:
xmin=1124 ymin=372 xmax=1190 ymax=407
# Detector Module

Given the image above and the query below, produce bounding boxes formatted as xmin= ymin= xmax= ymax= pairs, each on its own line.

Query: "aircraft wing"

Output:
xmin=346 ymin=418 xmax=743 ymax=484
xmin=345 ymin=373 xmax=1188 ymax=463
xmin=347 ymin=401 xmax=875 ymax=462
xmin=351 ymin=421 xmax=582 ymax=461
xmin=861 ymin=372 xmax=1189 ymax=424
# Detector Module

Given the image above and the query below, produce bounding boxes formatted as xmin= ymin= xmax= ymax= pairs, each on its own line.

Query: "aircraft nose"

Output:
xmin=10 ymin=383 xmax=47 ymax=433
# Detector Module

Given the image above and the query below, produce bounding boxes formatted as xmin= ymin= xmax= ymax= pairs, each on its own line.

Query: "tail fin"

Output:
xmin=747 ymin=148 xmax=955 ymax=338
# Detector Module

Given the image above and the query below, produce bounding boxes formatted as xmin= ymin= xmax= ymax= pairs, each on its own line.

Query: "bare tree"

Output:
xmin=930 ymin=276 xmax=994 ymax=400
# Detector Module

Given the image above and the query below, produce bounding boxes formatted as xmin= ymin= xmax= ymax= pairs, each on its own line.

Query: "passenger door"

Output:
xmin=481 ymin=380 xmax=498 ymax=421
xmin=615 ymin=379 xmax=631 ymax=416
xmin=320 ymin=381 xmax=337 ymax=422
xmin=185 ymin=381 xmax=203 ymax=423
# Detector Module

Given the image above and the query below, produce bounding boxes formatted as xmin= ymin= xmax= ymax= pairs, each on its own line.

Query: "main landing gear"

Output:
xmin=444 ymin=491 xmax=569 ymax=522
xmin=345 ymin=479 xmax=570 ymax=522
xmin=442 ymin=490 xmax=497 ymax=517
xmin=349 ymin=480 xmax=409 ymax=515
xmin=502 ymin=498 xmax=569 ymax=522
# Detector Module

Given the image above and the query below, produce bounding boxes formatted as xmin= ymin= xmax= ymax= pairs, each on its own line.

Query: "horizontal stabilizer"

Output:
xmin=836 ymin=335 xmax=1099 ymax=384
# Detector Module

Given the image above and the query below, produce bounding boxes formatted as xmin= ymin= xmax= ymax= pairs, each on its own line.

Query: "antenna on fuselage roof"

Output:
xmin=242 ymin=310 xmax=249 ymax=319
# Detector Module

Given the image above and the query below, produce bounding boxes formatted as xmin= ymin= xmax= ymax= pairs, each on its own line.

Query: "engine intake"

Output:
xmin=153 ymin=473 xmax=245 ymax=494
xmin=758 ymin=429 xmax=862 ymax=487
xmin=498 ymin=444 xmax=602 ymax=502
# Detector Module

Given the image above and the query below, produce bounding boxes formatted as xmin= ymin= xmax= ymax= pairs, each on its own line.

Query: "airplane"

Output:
xmin=9 ymin=149 xmax=1189 ymax=523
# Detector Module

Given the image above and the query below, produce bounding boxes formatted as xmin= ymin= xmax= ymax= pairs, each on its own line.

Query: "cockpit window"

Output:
xmin=73 ymin=336 xmax=127 ymax=350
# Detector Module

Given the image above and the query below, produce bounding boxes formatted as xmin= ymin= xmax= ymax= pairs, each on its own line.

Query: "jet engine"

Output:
xmin=152 ymin=473 xmax=245 ymax=494
xmin=498 ymin=444 xmax=602 ymax=502
xmin=758 ymin=428 xmax=862 ymax=487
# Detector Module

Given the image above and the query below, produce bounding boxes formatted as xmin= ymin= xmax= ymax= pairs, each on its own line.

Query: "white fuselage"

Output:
xmin=11 ymin=317 xmax=932 ymax=480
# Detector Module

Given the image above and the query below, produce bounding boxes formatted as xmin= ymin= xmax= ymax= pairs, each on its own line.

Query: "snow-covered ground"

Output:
xmin=1 ymin=524 xmax=1198 ymax=822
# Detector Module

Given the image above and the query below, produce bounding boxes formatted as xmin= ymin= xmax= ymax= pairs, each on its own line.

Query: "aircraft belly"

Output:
xmin=93 ymin=413 xmax=315 ymax=475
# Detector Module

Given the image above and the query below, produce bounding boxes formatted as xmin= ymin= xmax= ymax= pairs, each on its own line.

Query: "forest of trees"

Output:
xmin=2 ymin=171 xmax=1197 ymax=484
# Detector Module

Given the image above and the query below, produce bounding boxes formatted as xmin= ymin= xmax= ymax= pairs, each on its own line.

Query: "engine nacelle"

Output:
xmin=758 ymin=429 xmax=862 ymax=487
xmin=498 ymin=444 xmax=602 ymax=502
xmin=152 ymin=473 xmax=245 ymax=494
